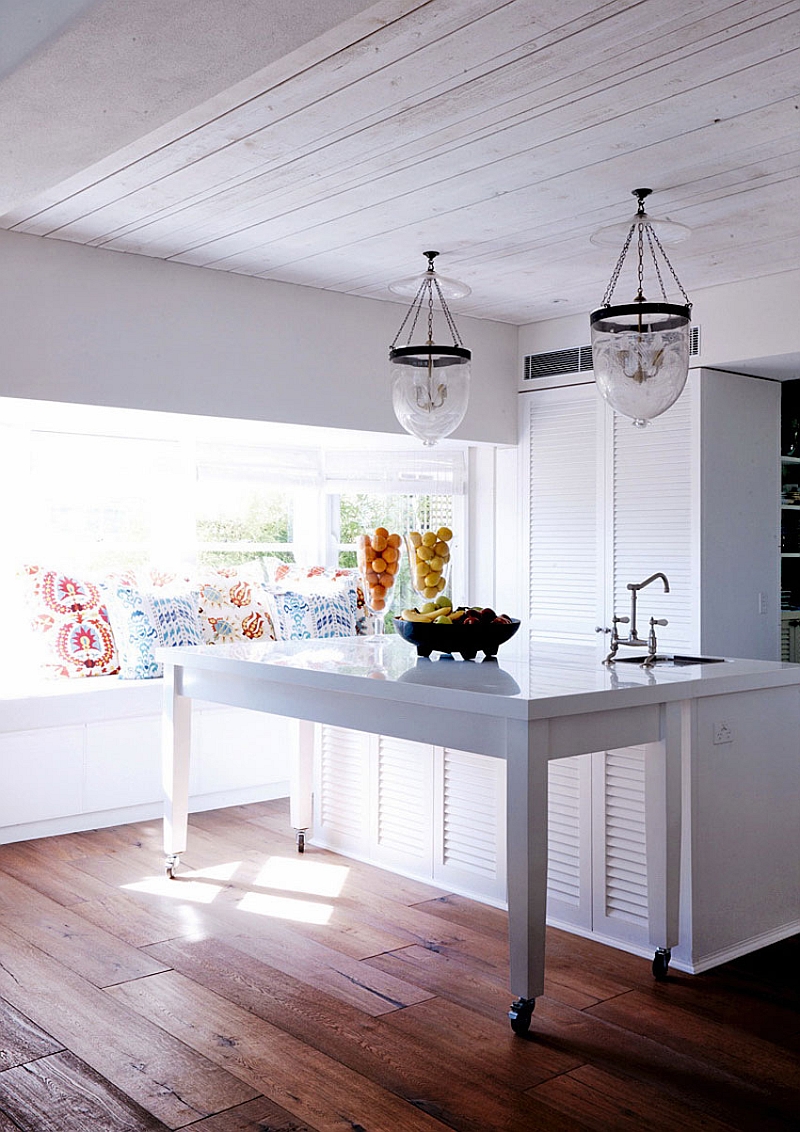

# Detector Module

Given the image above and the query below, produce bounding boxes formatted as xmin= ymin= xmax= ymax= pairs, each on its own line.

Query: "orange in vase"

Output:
xmin=357 ymin=528 xmax=402 ymax=614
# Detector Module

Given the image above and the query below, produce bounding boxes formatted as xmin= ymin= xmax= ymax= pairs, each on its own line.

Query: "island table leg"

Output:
xmin=505 ymin=718 xmax=550 ymax=1035
xmin=645 ymin=699 xmax=685 ymax=978
xmin=162 ymin=662 xmax=192 ymax=877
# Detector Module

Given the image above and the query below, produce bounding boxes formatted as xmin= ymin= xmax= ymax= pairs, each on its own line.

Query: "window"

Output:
xmin=326 ymin=449 xmax=467 ymax=622
xmin=0 ymin=399 xmax=471 ymax=657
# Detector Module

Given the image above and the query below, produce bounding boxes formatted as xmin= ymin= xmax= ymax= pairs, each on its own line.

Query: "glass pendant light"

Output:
xmin=590 ymin=188 xmax=692 ymax=428
xmin=389 ymin=251 xmax=471 ymax=446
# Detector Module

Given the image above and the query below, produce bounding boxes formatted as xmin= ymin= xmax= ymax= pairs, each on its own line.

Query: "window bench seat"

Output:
xmin=0 ymin=676 xmax=292 ymax=845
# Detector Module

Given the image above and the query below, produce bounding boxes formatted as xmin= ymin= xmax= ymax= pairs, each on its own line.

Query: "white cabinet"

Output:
xmin=519 ymin=367 xmax=783 ymax=963
xmin=313 ymin=725 xmax=507 ymax=906
xmin=522 ymin=369 xmax=779 ymax=659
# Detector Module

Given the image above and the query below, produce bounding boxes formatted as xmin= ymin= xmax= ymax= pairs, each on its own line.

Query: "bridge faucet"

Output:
xmin=604 ymin=572 xmax=670 ymax=665
xmin=627 ymin=573 xmax=670 ymax=641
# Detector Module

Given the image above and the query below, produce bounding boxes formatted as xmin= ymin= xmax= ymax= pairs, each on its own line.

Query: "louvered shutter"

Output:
xmin=433 ymin=747 xmax=506 ymax=905
xmin=524 ymin=385 xmax=600 ymax=643
xmin=312 ymin=725 xmax=370 ymax=855
xmin=546 ymin=754 xmax=593 ymax=929
xmin=371 ymin=736 xmax=433 ymax=873
xmin=591 ymin=745 xmax=650 ymax=947
xmin=610 ymin=376 xmax=697 ymax=653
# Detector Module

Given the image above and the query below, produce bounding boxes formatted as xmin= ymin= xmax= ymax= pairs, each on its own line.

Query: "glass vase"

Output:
xmin=356 ymin=527 xmax=402 ymax=632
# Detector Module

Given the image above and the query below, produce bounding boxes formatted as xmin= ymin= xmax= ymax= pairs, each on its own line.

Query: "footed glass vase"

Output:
xmin=406 ymin=525 xmax=453 ymax=605
xmin=356 ymin=527 xmax=402 ymax=632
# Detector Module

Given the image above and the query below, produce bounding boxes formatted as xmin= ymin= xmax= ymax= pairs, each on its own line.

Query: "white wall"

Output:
xmin=0 ymin=230 xmax=518 ymax=445
xmin=699 ymin=370 xmax=780 ymax=659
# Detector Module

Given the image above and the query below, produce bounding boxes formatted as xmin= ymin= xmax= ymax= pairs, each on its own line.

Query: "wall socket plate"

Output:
xmin=713 ymin=722 xmax=733 ymax=745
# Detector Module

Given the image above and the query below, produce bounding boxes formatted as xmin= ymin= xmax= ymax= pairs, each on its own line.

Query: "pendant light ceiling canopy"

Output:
xmin=590 ymin=188 xmax=693 ymax=429
xmin=389 ymin=251 xmax=471 ymax=446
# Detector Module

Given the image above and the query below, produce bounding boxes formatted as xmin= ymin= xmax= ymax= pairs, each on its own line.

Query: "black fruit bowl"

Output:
xmin=393 ymin=616 xmax=520 ymax=660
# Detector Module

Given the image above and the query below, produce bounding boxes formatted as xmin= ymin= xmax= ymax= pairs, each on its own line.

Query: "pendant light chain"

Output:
xmin=601 ymin=221 xmax=636 ymax=306
xmin=390 ymin=278 xmax=428 ymax=349
xmin=649 ymin=226 xmax=692 ymax=310
xmin=433 ymin=278 xmax=465 ymax=348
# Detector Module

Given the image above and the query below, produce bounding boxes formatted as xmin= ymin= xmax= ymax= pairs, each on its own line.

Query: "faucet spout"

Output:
xmin=628 ymin=572 xmax=670 ymax=594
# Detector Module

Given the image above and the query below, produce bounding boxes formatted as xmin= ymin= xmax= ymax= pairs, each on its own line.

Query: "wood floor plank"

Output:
xmin=0 ymin=1050 xmax=171 ymax=1131
xmin=0 ymin=997 xmax=62 ymax=1068
xmin=0 ymin=800 xmax=796 ymax=1131
xmin=0 ymin=870 xmax=170 ymax=988
xmin=0 ymin=840 xmax=117 ymax=906
xmin=366 ymin=937 xmax=602 ymax=1014
xmin=0 ymin=925 xmax=258 ymax=1127
xmin=106 ymin=969 xmax=457 ymax=1132
xmin=186 ymin=1095 xmax=319 ymax=1130
xmin=201 ymin=915 xmax=434 ymax=1016
xmin=587 ymin=989 xmax=800 ymax=1105
xmin=527 ymin=1063 xmax=740 ymax=1132
xmin=144 ymin=935 xmax=578 ymax=1112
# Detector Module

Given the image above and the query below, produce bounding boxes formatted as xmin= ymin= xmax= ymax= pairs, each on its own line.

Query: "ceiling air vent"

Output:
xmin=523 ymin=326 xmax=700 ymax=382
xmin=524 ymin=345 xmax=593 ymax=381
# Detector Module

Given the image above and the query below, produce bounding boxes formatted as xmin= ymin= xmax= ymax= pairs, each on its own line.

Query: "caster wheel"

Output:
xmin=296 ymin=830 xmax=306 ymax=854
xmin=508 ymin=997 xmax=535 ymax=1036
xmin=652 ymin=948 xmax=671 ymax=981
xmin=165 ymin=855 xmax=180 ymax=879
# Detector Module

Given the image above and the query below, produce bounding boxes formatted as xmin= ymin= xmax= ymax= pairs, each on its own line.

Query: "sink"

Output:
xmin=614 ymin=654 xmax=725 ymax=666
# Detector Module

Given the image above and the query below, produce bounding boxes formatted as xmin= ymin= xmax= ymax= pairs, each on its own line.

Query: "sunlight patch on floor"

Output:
xmin=254 ymin=856 xmax=349 ymax=897
xmin=120 ymin=856 xmax=344 ymax=924
xmin=237 ymin=891 xmax=334 ymax=924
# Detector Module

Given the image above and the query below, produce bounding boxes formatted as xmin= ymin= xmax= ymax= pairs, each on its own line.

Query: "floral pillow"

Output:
xmin=197 ymin=568 xmax=276 ymax=645
xmin=271 ymin=565 xmax=367 ymax=634
xmin=102 ymin=584 xmax=203 ymax=679
xmin=20 ymin=566 xmax=119 ymax=678
xmin=267 ymin=588 xmax=356 ymax=640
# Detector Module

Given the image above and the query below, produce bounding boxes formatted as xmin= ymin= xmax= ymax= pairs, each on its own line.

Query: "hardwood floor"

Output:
xmin=0 ymin=799 xmax=797 ymax=1131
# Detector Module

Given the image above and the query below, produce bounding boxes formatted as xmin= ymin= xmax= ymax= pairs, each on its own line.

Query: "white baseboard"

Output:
xmin=0 ymin=781 xmax=290 ymax=846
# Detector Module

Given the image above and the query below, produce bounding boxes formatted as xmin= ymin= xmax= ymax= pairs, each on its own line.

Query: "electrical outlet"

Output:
xmin=758 ymin=592 xmax=767 ymax=615
xmin=713 ymin=722 xmax=733 ymax=745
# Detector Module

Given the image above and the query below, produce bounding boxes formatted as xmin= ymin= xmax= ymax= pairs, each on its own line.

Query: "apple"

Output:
xmin=479 ymin=607 xmax=496 ymax=622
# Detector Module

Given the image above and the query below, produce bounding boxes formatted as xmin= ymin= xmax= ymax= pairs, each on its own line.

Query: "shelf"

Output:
xmin=782 ymin=455 xmax=800 ymax=463
xmin=782 ymin=504 xmax=800 ymax=510
xmin=782 ymin=553 xmax=800 ymax=558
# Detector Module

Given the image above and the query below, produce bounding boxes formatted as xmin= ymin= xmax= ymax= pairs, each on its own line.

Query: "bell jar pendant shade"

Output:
xmin=389 ymin=251 xmax=471 ymax=446
xmin=590 ymin=188 xmax=692 ymax=428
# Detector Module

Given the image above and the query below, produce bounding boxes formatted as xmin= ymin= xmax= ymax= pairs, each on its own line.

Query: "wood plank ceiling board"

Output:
xmin=0 ymin=0 xmax=799 ymax=326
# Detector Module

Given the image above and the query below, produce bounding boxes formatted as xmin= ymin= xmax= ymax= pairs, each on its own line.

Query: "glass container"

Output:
xmin=356 ymin=527 xmax=402 ymax=632
xmin=406 ymin=525 xmax=453 ymax=605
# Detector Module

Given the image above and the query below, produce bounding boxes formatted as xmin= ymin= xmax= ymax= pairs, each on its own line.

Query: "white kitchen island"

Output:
xmin=159 ymin=637 xmax=800 ymax=1035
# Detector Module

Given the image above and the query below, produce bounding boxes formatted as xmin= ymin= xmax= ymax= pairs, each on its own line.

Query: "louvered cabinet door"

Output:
xmin=523 ymin=385 xmax=602 ymax=643
xmin=609 ymin=374 xmax=698 ymax=654
xmin=370 ymin=735 xmax=434 ymax=876
xmin=545 ymin=754 xmax=593 ymax=929
xmin=590 ymin=746 xmax=650 ymax=949
xmin=312 ymin=724 xmax=370 ymax=856
xmin=433 ymin=747 xmax=507 ymax=905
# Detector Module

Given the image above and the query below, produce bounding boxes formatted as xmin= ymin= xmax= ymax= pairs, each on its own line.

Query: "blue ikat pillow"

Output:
xmin=267 ymin=588 xmax=356 ymax=641
xmin=103 ymin=586 xmax=203 ymax=679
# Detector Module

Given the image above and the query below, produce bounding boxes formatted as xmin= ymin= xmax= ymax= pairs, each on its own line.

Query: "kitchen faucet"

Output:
xmin=603 ymin=572 xmax=670 ymax=666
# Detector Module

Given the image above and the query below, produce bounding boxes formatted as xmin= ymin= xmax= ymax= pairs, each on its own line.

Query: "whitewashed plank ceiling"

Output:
xmin=2 ymin=0 xmax=799 ymax=325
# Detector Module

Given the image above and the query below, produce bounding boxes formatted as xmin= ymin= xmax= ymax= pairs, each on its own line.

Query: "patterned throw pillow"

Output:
xmin=271 ymin=565 xmax=367 ymax=634
xmin=197 ymin=568 xmax=276 ymax=645
xmin=268 ymin=588 xmax=356 ymax=640
xmin=103 ymin=585 xmax=203 ymax=679
xmin=20 ymin=566 xmax=119 ymax=678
